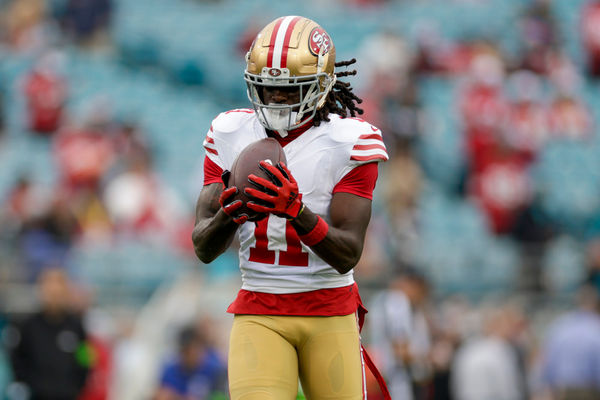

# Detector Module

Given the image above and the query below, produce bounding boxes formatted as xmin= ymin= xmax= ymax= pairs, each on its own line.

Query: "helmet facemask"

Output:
xmin=245 ymin=67 xmax=335 ymax=135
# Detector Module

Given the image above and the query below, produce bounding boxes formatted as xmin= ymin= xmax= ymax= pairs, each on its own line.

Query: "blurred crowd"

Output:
xmin=355 ymin=1 xmax=600 ymax=399
xmin=364 ymin=267 xmax=600 ymax=400
xmin=0 ymin=0 xmax=215 ymax=398
xmin=357 ymin=2 xmax=600 ymax=398
xmin=0 ymin=0 xmax=193 ymax=284
xmin=358 ymin=0 xmax=594 ymax=275
xmin=1 ymin=0 xmax=600 ymax=399
xmin=2 ymin=267 xmax=228 ymax=399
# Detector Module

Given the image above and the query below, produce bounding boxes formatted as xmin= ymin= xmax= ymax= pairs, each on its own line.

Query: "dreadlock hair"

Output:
xmin=312 ymin=58 xmax=364 ymax=126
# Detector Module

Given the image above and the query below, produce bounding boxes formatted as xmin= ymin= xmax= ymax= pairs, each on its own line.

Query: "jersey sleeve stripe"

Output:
xmin=352 ymin=147 xmax=388 ymax=156
xmin=352 ymin=129 xmax=388 ymax=162
xmin=352 ymin=143 xmax=387 ymax=152
xmin=350 ymin=153 xmax=389 ymax=162
xmin=358 ymin=133 xmax=384 ymax=141
xmin=203 ymin=136 xmax=218 ymax=155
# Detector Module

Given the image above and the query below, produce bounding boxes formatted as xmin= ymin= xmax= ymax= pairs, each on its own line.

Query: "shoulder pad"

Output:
xmin=211 ymin=109 xmax=255 ymax=134
xmin=327 ymin=116 xmax=389 ymax=163
xmin=327 ymin=115 xmax=377 ymax=141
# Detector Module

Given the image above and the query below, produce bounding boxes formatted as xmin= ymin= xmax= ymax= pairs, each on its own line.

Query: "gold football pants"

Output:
xmin=228 ymin=313 xmax=366 ymax=400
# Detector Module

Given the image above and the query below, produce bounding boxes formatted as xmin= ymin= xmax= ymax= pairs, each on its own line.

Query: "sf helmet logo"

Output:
xmin=268 ymin=68 xmax=282 ymax=77
xmin=309 ymin=27 xmax=331 ymax=56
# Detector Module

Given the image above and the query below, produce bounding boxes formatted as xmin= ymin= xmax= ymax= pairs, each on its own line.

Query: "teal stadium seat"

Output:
xmin=415 ymin=187 xmax=517 ymax=295
xmin=532 ymin=141 xmax=600 ymax=236
xmin=542 ymin=236 xmax=587 ymax=293
xmin=70 ymin=240 xmax=196 ymax=306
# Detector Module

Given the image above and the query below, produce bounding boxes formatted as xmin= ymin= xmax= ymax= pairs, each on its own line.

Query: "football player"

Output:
xmin=192 ymin=16 xmax=389 ymax=399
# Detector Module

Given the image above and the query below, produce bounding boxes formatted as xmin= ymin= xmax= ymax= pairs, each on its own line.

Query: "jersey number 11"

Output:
xmin=249 ymin=216 xmax=309 ymax=267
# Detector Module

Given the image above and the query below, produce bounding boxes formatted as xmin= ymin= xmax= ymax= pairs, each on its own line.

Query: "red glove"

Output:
xmin=246 ymin=161 xmax=304 ymax=220
xmin=219 ymin=170 xmax=248 ymax=224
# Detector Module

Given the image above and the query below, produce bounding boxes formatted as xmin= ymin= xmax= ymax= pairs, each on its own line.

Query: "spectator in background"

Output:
xmin=2 ymin=175 xmax=40 ymax=231
xmin=0 ymin=83 xmax=5 ymax=138
xmin=23 ymin=50 xmax=67 ymax=135
xmin=451 ymin=303 xmax=527 ymax=400
xmin=50 ymin=98 xmax=115 ymax=241
xmin=457 ymin=50 xmax=538 ymax=235
xmin=376 ymin=75 xmax=425 ymax=155
xmin=458 ymin=47 xmax=509 ymax=174
xmin=1 ymin=0 xmax=47 ymax=51
xmin=354 ymin=130 xmax=423 ymax=281
xmin=155 ymin=323 xmax=227 ymax=400
xmin=61 ymin=0 xmax=112 ymax=47
xmin=0 ymin=174 xmax=47 ymax=281
xmin=109 ymin=120 xmax=152 ymax=177
xmin=381 ymin=144 xmax=422 ymax=268
xmin=367 ymin=267 xmax=432 ymax=400
xmin=411 ymin=22 xmax=448 ymax=76
xmin=517 ymin=0 xmax=558 ymax=74
xmin=354 ymin=144 xmax=422 ymax=284
xmin=546 ymin=48 xmax=583 ymax=96
xmin=103 ymin=151 xmax=186 ymax=241
xmin=585 ymin=238 xmax=600 ymax=295
xmin=504 ymin=70 xmax=549 ymax=156
xmin=70 ymin=284 xmax=113 ymax=400
xmin=467 ymin=130 xmax=534 ymax=235
xmin=358 ymin=31 xmax=416 ymax=135
xmin=581 ymin=0 xmax=600 ymax=77
xmin=55 ymin=114 xmax=152 ymax=242
xmin=533 ymin=284 xmax=600 ymax=400
xmin=356 ymin=29 xmax=414 ymax=100
xmin=18 ymin=190 xmax=80 ymax=281
xmin=7 ymin=267 xmax=91 ymax=399
xmin=427 ymin=296 xmax=473 ymax=400
xmin=53 ymin=97 xmax=116 ymax=193
xmin=412 ymin=27 xmax=479 ymax=77
xmin=547 ymin=93 xmax=593 ymax=140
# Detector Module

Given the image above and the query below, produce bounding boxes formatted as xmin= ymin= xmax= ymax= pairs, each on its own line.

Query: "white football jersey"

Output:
xmin=203 ymin=109 xmax=388 ymax=294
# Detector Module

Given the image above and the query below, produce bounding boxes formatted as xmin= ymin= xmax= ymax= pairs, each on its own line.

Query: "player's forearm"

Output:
xmin=291 ymin=207 xmax=363 ymax=274
xmin=312 ymin=231 xmax=363 ymax=274
xmin=192 ymin=211 xmax=238 ymax=263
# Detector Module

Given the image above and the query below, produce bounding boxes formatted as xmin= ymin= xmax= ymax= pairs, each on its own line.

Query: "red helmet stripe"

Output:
xmin=267 ymin=17 xmax=284 ymax=68
xmin=280 ymin=16 xmax=302 ymax=68
xmin=268 ymin=16 xmax=300 ymax=69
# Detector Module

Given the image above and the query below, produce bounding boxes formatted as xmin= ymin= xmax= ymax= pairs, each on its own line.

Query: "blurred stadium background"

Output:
xmin=1 ymin=0 xmax=600 ymax=399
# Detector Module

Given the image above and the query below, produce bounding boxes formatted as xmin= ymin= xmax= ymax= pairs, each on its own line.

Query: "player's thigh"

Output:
xmin=228 ymin=315 xmax=299 ymax=400
xmin=297 ymin=314 xmax=365 ymax=400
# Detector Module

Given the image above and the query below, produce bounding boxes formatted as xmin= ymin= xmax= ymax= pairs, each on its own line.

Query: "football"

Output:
xmin=228 ymin=137 xmax=287 ymax=221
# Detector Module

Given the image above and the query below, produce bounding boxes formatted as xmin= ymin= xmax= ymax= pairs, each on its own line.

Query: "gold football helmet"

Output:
xmin=244 ymin=16 xmax=336 ymax=134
